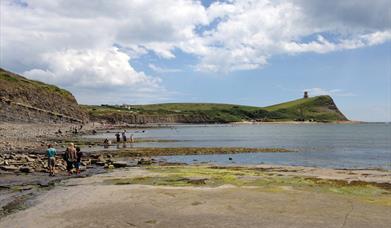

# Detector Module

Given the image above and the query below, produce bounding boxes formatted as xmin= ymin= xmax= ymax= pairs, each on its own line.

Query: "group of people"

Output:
xmin=46 ymin=143 xmax=83 ymax=176
xmin=115 ymin=130 xmax=134 ymax=143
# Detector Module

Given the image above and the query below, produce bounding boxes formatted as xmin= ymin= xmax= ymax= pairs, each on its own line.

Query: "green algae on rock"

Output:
xmin=103 ymin=166 xmax=391 ymax=206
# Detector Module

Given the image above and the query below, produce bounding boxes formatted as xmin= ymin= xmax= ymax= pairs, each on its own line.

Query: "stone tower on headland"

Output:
xmin=303 ymin=91 xmax=309 ymax=99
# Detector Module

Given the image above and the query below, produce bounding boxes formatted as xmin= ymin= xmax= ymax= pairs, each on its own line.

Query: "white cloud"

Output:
xmin=192 ymin=0 xmax=391 ymax=71
xmin=1 ymin=0 xmax=390 ymax=100
xmin=24 ymin=48 xmax=163 ymax=100
xmin=148 ymin=64 xmax=182 ymax=74
xmin=304 ymin=88 xmax=356 ymax=97
xmin=282 ymin=31 xmax=391 ymax=54
xmin=0 ymin=0 xmax=206 ymax=103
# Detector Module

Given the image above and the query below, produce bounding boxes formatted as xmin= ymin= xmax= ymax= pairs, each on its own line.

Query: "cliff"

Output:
xmin=0 ymin=68 xmax=86 ymax=123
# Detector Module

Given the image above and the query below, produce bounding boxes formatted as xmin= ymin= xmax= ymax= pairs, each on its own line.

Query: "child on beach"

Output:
xmin=46 ymin=144 xmax=56 ymax=176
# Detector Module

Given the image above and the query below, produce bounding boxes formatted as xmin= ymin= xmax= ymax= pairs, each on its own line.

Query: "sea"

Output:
xmin=86 ymin=123 xmax=391 ymax=170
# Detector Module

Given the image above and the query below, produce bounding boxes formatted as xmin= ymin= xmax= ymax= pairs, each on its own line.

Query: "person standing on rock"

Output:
xmin=115 ymin=132 xmax=121 ymax=143
xmin=75 ymin=146 xmax=83 ymax=174
xmin=65 ymin=143 xmax=76 ymax=175
xmin=47 ymin=144 xmax=56 ymax=176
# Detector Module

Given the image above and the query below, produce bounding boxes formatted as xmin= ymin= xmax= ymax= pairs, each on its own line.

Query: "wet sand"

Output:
xmin=1 ymin=165 xmax=390 ymax=228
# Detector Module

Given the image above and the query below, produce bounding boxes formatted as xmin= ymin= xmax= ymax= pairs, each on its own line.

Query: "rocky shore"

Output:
xmin=1 ymin=122 xmax=390 ymax=227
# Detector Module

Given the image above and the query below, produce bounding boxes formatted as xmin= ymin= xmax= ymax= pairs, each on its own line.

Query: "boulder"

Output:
xmin=26 ymin=156 xmax=35 ymax=162
xmin=113 ymin=161 xmax=128 ymax=168
xmin=108 ymin=154 xmax=114 ymax=158
xmin=28 ymin=154 xmax=38 ymax=159
xmin=137 ymin=158 xmax=152 ymax=165
xmin=96 ymin=161 xmax=106 ymax=166
xmin=81 ymin=160 xmax=91 ymax=166
xmin=19 ymin=166 xmax=34 ymax=173
xmin=183 ymin=178 xmax=208 ymax=185
xmin=104 ymin=164 xmax=114 ymax=169
xmin=0 ymin=165 xmax=18 ymax=171
xmin=97 ymin=155 xmax=106 ymax=163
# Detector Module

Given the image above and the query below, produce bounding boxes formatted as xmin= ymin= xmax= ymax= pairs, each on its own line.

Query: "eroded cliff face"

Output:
xmin=89 ymin=112 xmax=220 ymax=124
xmin=0 ymin=68 xmax=87 ymax=123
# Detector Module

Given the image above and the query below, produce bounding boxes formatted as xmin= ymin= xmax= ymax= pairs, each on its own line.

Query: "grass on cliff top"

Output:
xmin=264 ymin=96 xmax=347 ymax=121
xmin=0 ymin=68 xmax=73 ymax=99
xmin=264 ymin=96 xmax=322 ymax=111
xmin=82 ymin=103 xmax=260 ymax=115
xmin=131 ymin=103 xmax=260 ymax=112
xmin=82 ymin=95 xmax=347 ymax=122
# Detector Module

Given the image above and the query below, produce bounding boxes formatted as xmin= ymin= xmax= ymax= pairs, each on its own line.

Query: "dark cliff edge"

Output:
xmin=0 ymin=68 xmax=86 ymax=123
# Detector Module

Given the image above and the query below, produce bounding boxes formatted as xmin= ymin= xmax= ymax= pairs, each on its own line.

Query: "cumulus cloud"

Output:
xmin=24 ymin=48 xmax=160 ymax=88
xmin=192 ymin=0 xmax=391 ymax=71
xmin=282 ymin=31 xmax=391 ymax=54
xmin=1 ymin=0 xmax=390 ymax=103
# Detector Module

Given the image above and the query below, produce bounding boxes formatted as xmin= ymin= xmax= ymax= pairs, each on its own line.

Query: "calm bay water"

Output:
xmin=87 ymin=123 xmax=391 ymax=170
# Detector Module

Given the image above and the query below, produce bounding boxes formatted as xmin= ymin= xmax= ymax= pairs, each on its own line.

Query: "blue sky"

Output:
xmin=137 ymin=40 xmax=391 ymax=122
xmin=1 ymin=0 xmax=390 ymax=121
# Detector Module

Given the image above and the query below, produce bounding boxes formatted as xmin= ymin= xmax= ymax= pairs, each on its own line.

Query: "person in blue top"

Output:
xmin=47 ymin=144 xmax=57 ymax=176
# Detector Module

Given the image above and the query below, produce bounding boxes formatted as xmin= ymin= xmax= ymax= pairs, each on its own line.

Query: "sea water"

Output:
xmin=87 ymin=123 xmax=391 ymax=170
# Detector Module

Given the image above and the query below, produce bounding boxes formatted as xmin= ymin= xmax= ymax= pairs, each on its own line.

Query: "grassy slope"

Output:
xmin=0 ymin=68 xmax=86 ymax=120
xmin=83 ymin=95 xmax=348 ymax=123
xmin=82 ymin=103 xmax=261 ymax=122
xmin=263 ymin=95 xmax=348 ymax=121
xmin=0 ymin=68 xmax=73 ymax=100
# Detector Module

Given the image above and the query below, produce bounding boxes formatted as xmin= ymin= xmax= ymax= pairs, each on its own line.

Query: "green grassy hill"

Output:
xmin=263 ymin=96 xmax=348 ymax=121
xmin=84 ymin=96 xmax=348 ymax=123
xmin=0 ymin=68 xmax=347 ymax=124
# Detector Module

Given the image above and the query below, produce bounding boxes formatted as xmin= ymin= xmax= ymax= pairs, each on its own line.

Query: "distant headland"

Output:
xmin=0 ymin=68 xmax=348 ymax=124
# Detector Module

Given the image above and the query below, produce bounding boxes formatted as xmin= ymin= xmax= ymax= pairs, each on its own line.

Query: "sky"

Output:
xmin=0 ymin=0 xmax=390 ymax=122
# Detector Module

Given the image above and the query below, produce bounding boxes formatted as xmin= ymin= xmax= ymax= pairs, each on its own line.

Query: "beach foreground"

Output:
xmin=1 ymin=165 xmax=390 ymax=228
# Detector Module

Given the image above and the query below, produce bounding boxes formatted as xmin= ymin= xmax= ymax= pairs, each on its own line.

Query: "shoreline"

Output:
xmin=1 ymin=121 xmax=390 ymax=226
